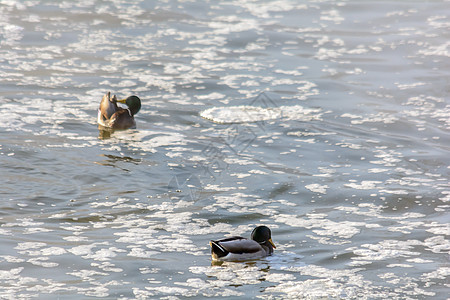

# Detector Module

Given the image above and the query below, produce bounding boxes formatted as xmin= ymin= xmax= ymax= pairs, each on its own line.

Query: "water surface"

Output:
xmin=0 ymin=0 xmax=449 ymax=298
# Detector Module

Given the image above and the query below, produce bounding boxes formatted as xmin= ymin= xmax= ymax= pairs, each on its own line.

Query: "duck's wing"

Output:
xmin=210 ymin=236 xmax=267 ymax=261
xmin=99 ymin=92 xmax=119 ymax=120
xmin=109 ymin=108 xmax=136 ymax=130
xmin=214 ymin=236 xmax=263 ymax=254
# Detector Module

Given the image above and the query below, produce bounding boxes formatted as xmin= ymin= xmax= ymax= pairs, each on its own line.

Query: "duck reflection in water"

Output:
xmin=95 ymin=154 xmax=142 ymax=172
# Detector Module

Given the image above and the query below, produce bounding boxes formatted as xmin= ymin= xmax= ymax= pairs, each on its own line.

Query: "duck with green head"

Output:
xmin=97 ymin=92 xmax=141 ymax=130
xmin=209 ymin=226 xmax=276 ymax=261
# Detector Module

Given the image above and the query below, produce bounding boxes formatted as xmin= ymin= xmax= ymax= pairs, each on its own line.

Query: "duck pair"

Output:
xmin=97 ymin=93 xmax=275 ymax=261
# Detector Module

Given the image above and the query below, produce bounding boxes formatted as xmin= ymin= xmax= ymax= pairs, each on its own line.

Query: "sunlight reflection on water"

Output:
xmin=0 ymin=0 xmax=449 ymax=299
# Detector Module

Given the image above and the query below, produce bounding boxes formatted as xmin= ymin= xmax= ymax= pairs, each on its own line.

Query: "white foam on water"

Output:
xmin=200 ymin=105 xmax=322 ymax=124
xmin=0 ymin=0 xmax=449 ymax=299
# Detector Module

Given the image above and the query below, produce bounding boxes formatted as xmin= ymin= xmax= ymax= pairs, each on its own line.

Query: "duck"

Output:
xmin=209 ymin=226 xmax=276 ymax=261
xmin=97 ymin=92 xmax=141 ymax=130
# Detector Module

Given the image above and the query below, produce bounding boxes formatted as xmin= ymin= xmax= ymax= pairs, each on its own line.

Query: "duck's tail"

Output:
xmin=209 ymin=240 xmax=228 ymax=259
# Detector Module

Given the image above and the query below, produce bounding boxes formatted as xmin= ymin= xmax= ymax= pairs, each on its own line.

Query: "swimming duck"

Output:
xmin=97 ymin=92 xmax=141 ymax=130
xmin=209 ymin=226 xmax=276 ymax=261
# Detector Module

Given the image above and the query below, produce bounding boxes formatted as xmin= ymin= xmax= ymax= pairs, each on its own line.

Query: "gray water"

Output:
xmin=0 ymin=0 xmax=449 ymax=299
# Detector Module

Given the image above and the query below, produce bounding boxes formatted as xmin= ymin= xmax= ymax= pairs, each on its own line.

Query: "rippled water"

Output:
xmin=1 ymin=0 xmax=449 ymax=299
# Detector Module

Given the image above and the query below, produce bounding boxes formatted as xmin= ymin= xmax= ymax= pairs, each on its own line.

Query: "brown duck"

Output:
xmin=97 ymin=92 xmax=141 ymax=130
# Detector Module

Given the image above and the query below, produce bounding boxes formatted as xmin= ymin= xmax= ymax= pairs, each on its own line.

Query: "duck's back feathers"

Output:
xmin=214 ymin=237 xmax=262 ymax=253
xmin=210 ymin=236 xmax=271 ymax=261
xmin=108 ymin=109 xmax=136 ymax=129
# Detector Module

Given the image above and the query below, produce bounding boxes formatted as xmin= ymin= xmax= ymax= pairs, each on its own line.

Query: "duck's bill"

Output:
xmin=269 ymin=238 xmax=276 ymax=248
xmin=117 ymin=98 xmax=127 ymax=103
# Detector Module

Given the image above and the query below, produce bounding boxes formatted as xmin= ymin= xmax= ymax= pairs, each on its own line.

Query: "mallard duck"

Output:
xmin=209 ymin=226 xmax=276 ymax=261
xmin=97 ymin=92 xmax=141 ymax=130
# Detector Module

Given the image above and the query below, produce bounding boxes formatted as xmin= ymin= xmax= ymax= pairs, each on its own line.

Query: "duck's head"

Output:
xmin=118 ymin=95 xmax=141 ymax=116
xmin=251 ymin=226 xmax=276 ymax=248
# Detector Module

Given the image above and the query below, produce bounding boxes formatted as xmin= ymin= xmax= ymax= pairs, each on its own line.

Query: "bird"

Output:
xmin=209 ymin=226 xmax=276 ymax=261
xmin=97 ymin=92 xmax=141 ymax=130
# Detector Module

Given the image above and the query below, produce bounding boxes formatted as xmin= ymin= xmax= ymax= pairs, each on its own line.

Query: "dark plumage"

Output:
xmin=97 ymin=92 xmax=141 ymax=130
xmin=209 ymin=226 xmax=276 ymax=261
